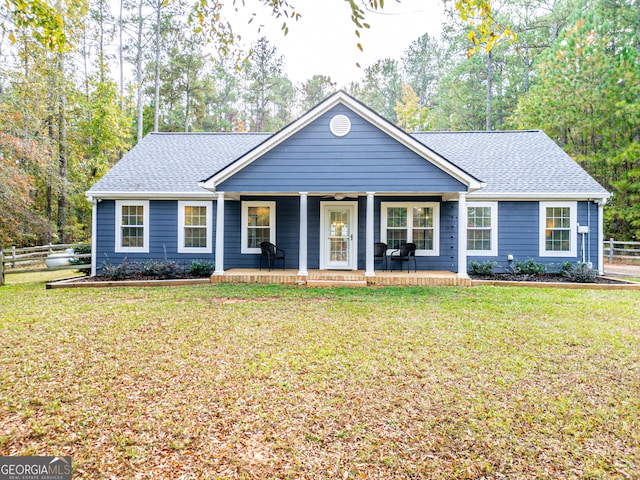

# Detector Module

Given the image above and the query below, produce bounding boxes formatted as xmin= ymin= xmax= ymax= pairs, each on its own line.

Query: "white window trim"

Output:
xmin=241 ymin=201 xmax=276 ymax=254
xmin=380 ymin=202 xmax=440 ymax=256
xmin=115 ymin=200 xmax=149 ymax=253
xmin=178 ymin=201 xmax=212 ymax=254
xmin=467 ymin=201 xmax=498 ymax=257
xmin=539 ymin=201 xmax=577 ymax=257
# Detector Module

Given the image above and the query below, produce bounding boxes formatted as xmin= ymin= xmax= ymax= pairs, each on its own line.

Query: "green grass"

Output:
xmin=1 ymin=279 xmax=639 ymax=478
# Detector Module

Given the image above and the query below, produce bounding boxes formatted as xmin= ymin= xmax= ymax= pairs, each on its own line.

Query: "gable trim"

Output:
xmin=200 ymin=91 xmax=485 ymax=193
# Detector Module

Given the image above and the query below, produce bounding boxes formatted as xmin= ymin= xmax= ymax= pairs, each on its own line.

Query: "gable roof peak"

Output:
xmin=201 ymin=91 xmax=484 ymax=191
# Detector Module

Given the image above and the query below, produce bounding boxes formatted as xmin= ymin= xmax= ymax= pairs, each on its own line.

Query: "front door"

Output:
xmin=320 ymin=202 xmax=358 ymax=270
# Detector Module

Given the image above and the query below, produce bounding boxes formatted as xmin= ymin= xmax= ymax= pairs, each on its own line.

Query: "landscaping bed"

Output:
xmin=471 ymin=272 xmax=625 ymax=284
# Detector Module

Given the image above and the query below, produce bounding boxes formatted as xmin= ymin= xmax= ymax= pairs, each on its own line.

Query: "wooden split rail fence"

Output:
xmin=604 ymin=239 xmax=640 ymax=264
xmin=0 ymin=243 xmax=91 ymax=286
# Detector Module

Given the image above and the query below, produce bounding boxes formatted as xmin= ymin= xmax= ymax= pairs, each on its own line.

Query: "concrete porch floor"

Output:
xmin=210 ymin=269 xmax=470 ymax=287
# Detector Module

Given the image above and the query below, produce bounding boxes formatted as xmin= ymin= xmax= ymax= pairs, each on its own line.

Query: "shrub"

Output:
xmin=101 ymin=258 xmax=138 ymax=280
xmin=469 ymin=260 xmax=498 ymax=276
xmin=188 ymin=260 xmax=215 ymax=277
xmin=100 ymin=258 xmax=183 ymax=280
xmin=69 ymin=244 xmax=92 ymax=267
xmin=141 ymin=260 xmax=183 ymax=279
xmin=563 ymin=262 xmax=597 ymax=283
xmin=511 ymin=258 xmax=545 ymax=275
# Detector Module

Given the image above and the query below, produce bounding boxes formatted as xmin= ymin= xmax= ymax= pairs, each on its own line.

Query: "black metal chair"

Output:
xmin=374 ymin=242 xmax=388 ymax=271
xmin=390 ymin=243 xmax=417 ymax=272
xmin=260 ymin=242 xmax=285 ymax=271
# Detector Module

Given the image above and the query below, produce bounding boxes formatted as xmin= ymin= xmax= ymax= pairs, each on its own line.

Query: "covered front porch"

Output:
xmin=212 ymin=192 xmax=473 ymax=278
xmin=210 ymin=269 xmax=471 ymax=287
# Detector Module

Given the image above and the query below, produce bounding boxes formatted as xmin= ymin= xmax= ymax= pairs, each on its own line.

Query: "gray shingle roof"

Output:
xmin=87 ymin=129 xmax=608 ymax=197
xmin=412 ymin=130 xmax=608 ymax=196
xmin=87 ymin=132 xmax=270 ymax=195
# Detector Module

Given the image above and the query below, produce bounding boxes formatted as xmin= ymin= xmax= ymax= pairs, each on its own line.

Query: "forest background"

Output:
xmin=0 ymin=0 xmax=638 ymax=247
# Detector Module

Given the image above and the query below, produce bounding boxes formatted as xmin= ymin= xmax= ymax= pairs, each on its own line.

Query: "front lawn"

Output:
xmin=0 ymin=282 xmax=638 ymax=478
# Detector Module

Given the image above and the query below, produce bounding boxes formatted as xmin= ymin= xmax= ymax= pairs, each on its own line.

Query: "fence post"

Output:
xmin=11 ymin=246 xmax=16 ymax=267
xmin=0 ymin=251 xmax=4 ymax=286
xmin=609 ymin=238 xmax=614 ymax=264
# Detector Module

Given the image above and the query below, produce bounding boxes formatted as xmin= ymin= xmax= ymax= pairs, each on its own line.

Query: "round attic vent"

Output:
xmin=330 ymin=114 xmax=351 ymax=137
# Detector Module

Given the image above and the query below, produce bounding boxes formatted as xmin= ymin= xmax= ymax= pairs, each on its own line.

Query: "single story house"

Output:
xmin=86 ymin=91 xmax=610 ymax=279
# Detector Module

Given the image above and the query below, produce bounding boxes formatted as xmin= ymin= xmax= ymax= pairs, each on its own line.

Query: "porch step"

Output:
xmin=305 ymin=279 xmax=368 ymax=288
xmin=307 ymin=273 xmax=365 ymax=282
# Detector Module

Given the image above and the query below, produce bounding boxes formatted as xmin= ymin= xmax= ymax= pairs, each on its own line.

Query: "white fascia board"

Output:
xmin=85 ymin=191 xmax=217 ymax=200
xmin=468 ymin=192 xmax=611 ymax=202
xmin=202 ymin=91 xmax=484 ymax=192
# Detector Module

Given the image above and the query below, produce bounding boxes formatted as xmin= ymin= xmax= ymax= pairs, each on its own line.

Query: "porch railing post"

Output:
xmin=609 ymin=238 xmax=614 ymax=265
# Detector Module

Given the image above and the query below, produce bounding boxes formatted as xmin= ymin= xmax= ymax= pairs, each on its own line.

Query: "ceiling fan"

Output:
xmin=321 ymin=193 xmax=358 ymax=200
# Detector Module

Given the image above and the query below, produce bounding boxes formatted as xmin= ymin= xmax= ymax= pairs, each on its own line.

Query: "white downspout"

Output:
xmin=597 ymin=199 xmax=605 ymax=275
xmin=90 ymin=197 xmax=98 ymax=277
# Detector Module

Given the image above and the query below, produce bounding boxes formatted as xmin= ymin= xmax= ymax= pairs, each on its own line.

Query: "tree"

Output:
xmin=3 ymin=0 xmax=515 ymax=57
xmin=351 ymin=58 xmax=402 ymax=123
xmin=401 ymin=33 xmax=445 ymax=106
xmin=514 ymin=5 xmax=640 ymax=239
xmin=201 ymin=60 xmax=240 ymax=132
xmin=242 ymin=37 xmax=286 ymax=131
xmin=395 ymin=84 xmax=430 ymax=131
xmin=299 ymin=75 xmax=336 ymax=111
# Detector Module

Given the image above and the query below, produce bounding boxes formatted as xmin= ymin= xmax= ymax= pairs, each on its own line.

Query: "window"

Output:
xmin=467 ymin=202 xmax=498 ymax=256
xmin=178 ymin=201 xmax=212 ymax=253
xmin=380 ymin=202 xmax=439 ymax=255
xmin=241 ymin=201 xmax=276 ymax=254
xmin=539 ymin=201 xmax=577 ymax=257
xmin=115 ymin=200 xmax=149 ymax=253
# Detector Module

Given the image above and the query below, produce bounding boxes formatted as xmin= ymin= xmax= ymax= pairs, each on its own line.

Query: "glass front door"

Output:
xmin=321 ymin=203 xmax=358 ymax=270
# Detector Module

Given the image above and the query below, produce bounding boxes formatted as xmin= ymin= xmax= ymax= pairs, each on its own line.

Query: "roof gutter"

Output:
xmin=85 ymin=191 xmax=217 ymax=201
xmin=468 ymin=192 xmax=611 ymax=203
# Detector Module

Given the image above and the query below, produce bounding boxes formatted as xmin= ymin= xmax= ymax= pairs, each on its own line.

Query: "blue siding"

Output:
xmin=223 ymin=196 xmax=300 ymax=269
xmin=578 ymin=201 xmax=601 ymax=268
xmin=218 ymin=105 xmax=467 ymax=193
xmin=468 ymin=201 xmax=601 ymax=272
xmin=95 ymin=198 xmax=602 ymax=275
xmin=95 ymin=200 xmax=215 ymax=272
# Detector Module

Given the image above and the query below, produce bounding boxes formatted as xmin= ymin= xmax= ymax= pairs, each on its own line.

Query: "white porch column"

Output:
xmin=365 ymin=192 xmax=375 ymax=277
xmin=597 ymin=199 xmax=605 ymax=275
xmin=457 ymin=192 xmax=469 ymax=278
xmin=298 ymin=192 xmax=308 ymax=276
xmin=214 ymin=192 xmax=225 ymax=275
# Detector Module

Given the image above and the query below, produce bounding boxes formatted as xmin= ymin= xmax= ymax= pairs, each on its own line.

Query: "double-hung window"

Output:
xmin=115 ymin=200 xmax=149 ymax=253
xmin=539 ymin=201 xmax=577 ymax=257
xmin=380 ymin=202 xmax=439 ymax=255
xmin=178 ymin=201 xmax=212 ymax=253
xmin=241 ymin=201 xmax=276 ymax=254
xmin=467 ymin=202 xmax=498 ymax=256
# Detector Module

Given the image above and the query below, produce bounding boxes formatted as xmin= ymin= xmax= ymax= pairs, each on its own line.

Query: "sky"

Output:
xmin=223 ymin=0 xmax=445 ymax=87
